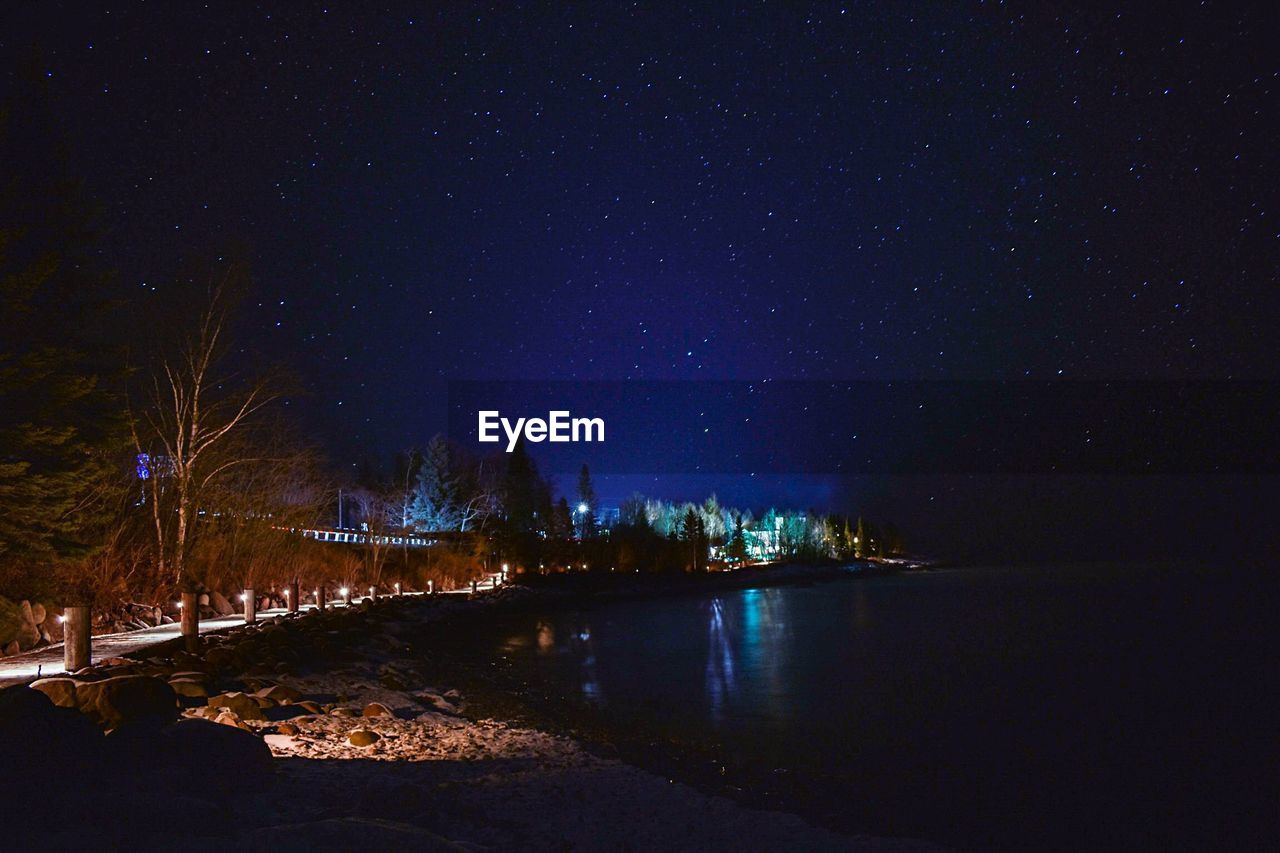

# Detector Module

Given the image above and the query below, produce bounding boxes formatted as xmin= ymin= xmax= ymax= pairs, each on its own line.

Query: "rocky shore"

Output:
xmin=1 ymin=576 xmax=938 ymax=851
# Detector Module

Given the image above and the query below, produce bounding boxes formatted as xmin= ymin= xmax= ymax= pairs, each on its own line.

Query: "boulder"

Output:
xmin=295 ymin=700 xmax=324 ymax=715
xmin=276 ymin=722 xmax=300 ymax=736
xmin=208 ymin=691 xmax=267 ymax=721
xmin=30 ymin=677 xmax=79 ymax=708
xmin=30 ymin=602 xmax=47 ymax=625
xmin=74 ymin=675 xmax=178 ymax=730
xmin=254 ymin=684 xmax=301 ymax=704
xmin=209 ymin=591 xmax=234 ymax=616
xmin=16 ymin=600 xmax=40 ymax=650
xmin=204 ymin=646 xmax=237 ymax=668
xmin=213 ymin=710 xmax=251 ymax=730
xmin=362 ymin=702 xmax=394 ymax=717
xmin=0 ymin=686 xmax=104 ymax=821
xmin=347 ymin=729 xmax=380 ymax=747
xmin=163 ymin=718 xmax=273 ymax=774
xmin=331 ymin=706 xmax=359 ymax=717
xmin=168 ymin=677 xmax=209 ymax=698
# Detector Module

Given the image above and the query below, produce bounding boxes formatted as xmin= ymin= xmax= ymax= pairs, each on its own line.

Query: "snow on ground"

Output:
xmin=237 ymin=663 xmax=940 ymax=852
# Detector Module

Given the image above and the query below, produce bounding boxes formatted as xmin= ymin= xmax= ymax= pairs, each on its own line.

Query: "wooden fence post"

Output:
xmin=180 ymin=591 xmax=199 ymax=651
xmin=62 ymin=606 xmax=91 ymax=672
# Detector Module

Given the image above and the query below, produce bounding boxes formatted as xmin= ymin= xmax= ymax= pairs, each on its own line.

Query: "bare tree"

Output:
xmin=130 ymin=277 xmax=277 ymax=589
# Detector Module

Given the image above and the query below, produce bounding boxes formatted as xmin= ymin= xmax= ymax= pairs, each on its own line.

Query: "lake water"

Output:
xmin=439 ymin=565 xmax=1275 ymax=850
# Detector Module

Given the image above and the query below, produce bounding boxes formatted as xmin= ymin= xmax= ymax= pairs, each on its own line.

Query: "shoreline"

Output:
xmin=5 ymin=570 xmax=940 ymax=851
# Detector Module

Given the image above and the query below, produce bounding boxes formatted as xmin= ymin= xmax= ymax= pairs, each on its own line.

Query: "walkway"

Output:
xmin=0 ymin=574 xmax=502 ymax=685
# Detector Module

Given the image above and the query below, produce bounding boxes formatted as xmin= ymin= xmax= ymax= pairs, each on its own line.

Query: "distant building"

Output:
xmin=594 ymin=506 xmax=620 ymax=530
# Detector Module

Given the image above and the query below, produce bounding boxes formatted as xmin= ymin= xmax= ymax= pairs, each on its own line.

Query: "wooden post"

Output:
xmin=470 ymin=580 xmax=478 ymax=595
xmin=287 ymin=581 xmax=300 ymax=613
xmin=180 ymin=591 xmax=199 ymax=651
xmin=316 ymin=588 xmax=325 ymax=611
xmin=63 ymin=606 xmax=91 ymax=672
xmin=243 ymin=588 xmax=256 ymax=624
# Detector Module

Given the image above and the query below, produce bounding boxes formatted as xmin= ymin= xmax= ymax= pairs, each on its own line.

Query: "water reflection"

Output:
xmin=705 ymin=598 xmax=736 ymax=720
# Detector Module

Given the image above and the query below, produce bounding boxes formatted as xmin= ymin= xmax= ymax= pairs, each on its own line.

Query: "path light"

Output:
xmin=368 ymin=586 xmax=375 ymax=598
xmin=57 ymin=614 xmax=65 ymax=624
xmin=283 ymin=588 xmax=290 ymax=599
xmin=176 ymin=600 xmax=184 ymax=609
xmin=238 ymin=593 xmax=245 ymax=602
xmin=394 ymin=582 xmax=401 ymax=594
xmin=578 ymin=502 xmax=589 ymax=514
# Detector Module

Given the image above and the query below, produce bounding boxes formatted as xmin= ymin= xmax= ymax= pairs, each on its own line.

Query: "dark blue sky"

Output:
xmin=4 ymin=2 xmax=1276 ymax=558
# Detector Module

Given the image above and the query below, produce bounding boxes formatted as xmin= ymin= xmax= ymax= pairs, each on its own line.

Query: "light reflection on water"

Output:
xmin=478 ymin=566 xmax=1272 ymax=849
xmin=705 ymin=598 xmax=735 ymax=719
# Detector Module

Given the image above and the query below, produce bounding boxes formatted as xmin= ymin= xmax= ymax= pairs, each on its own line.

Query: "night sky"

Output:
xmin=4 ymin=3 xmax=1277 ymax=559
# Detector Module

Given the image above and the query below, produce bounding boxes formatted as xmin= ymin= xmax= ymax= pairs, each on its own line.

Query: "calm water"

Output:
xmin=444 ymin=565 xmax=1275 ymax=850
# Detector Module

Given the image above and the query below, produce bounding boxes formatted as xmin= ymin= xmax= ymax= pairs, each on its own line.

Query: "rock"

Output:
xmin=16 ymin=600 xmax=40 ymax=650
xmin=208 ymin=691 xmax=267 ymax=721
xmin=332 ymin=706 xmax=359 ymax=717
xmin=74 ymin=675 xmax=178 ymax=730
xmin=209 ymin=591 xmax=234 ymax=616
xmin=443 ymin=689 xmax=461 ymax=701
xmin=204 ymin=646 xmax=237 ymax=668
xmin=3 ymin=639 xmax=18 ymax=656
xmin=0 ymin=685 xmax=104 ymax=815
xmin=347 ymin=729 xmax=380 ymax=747
xmin=254 ymin=684 xmax=301 ymax=704
xmin=213 ymin=710 xmax=251 ymax=730
xmin=164 ymin=717 xmax=272 ymax=771
xmin=362 ymin=702 xmax=394 ymax=717
xmin=30 ymin=602 xmax=47 ymax=625
xmin=168 ymin=677 xmax=209 ymax=698
xmin=30 ymin=677 xmax=79 ymax=708
xmin=276 ymin=722 xmax=299 ymax=736
xmin=198 ymin=593 xmax=210 ymax=607
xmin=295 ymin=700 xmax=324 ymax=715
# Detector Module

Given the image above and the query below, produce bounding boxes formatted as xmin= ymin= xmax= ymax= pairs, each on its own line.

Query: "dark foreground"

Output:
xmin=0 ymin=572 xmax=934 ymax=852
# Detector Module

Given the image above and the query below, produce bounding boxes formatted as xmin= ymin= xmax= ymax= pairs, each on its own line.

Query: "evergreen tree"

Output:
xmin=0 ymin=100 xmax=129 ymax=597
xmin=576 ymin=463 xmax=597 ymax=539
xmin=681 ymin=506 xmax=706 ymax=571
xmin=854 ymin=516 xmax=867 ymax=559
xmin=725 ymin=513 xmax=748 ymax=563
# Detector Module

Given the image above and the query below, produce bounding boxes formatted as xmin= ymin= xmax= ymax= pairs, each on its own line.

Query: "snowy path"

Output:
xmin=0 ymin=574 xmax=502 ymax=685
